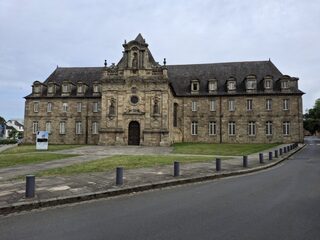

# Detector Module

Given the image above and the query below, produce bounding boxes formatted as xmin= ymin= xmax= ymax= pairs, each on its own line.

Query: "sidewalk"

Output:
xmin=0 ymin=143 xmax=303 ymax=214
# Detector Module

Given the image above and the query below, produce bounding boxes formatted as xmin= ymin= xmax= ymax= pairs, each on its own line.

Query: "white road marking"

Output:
xmin=48 ymin=185 xmax=70 ymax=191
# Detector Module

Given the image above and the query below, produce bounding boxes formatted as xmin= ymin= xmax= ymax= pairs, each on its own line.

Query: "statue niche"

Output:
xmin=109 ymin=98 xmax=116 ymax=115
xmin=153 ymin=98 xmax=160 ymax=115
xmin=132 ymin=52 xmax=138 ymax=69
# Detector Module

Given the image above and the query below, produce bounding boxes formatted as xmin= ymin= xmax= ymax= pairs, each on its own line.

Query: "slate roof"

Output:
xmin=26 ymin=60 xmax=303 ymax=98
xmin=167 ymin=60 xmax=292 ymax=96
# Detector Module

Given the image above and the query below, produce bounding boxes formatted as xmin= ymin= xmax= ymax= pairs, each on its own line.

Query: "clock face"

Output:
xmin=130 ymin=95 xmax=139 ymax=104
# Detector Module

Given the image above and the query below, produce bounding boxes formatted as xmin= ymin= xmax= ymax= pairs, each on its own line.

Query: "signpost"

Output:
xmin=36 ymin=131 xmax=48 ymax=150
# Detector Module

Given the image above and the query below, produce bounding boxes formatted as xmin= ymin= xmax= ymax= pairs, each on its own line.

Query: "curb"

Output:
xmin=0 ymin=144 xmax=305 ymax=215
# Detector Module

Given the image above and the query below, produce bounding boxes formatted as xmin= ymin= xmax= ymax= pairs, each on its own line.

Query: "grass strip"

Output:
xmin=1 ymin=145 xmax=83 ymax=154
xmin=173 ymin=143 xmax=280 ymax=156
xmin=0 ymin=153 xmax=79 ymax=168
xmin=37 ymin=155 xmax=226 ymax=176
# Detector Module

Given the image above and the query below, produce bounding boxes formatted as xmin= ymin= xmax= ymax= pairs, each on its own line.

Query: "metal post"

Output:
xmin=216 ymin=158 xmax=221 ymax=171
xmin=25 ymin=175 xmax=35 ymax=198
xmin=259 ymin=153 xmax=264 ymax=164
xmin=274 ymin=149 xmax=278 ymax=158
xmin=280 ymin=148 xmax=283 ymax=155
xmin=287 ymin=146 xmax=290 ymax=152
xmin=116 ymin=167 xmax=123 ymax=185
xmin=243 ymin=156 xmax=248 ymax=168
xmin=174 ymin=161 xmax=180 ymax=177
xmin=269 ymin=151 xmax=273 ymax=161
xmin=284 ymin=147 xmax=287 ymax=154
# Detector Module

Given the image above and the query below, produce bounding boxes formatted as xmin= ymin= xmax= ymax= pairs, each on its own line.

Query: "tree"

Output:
xmin=0 ymin=116 xmax=5 ymax=125
xmin=304 ymin=99 xmax=320 ymax=134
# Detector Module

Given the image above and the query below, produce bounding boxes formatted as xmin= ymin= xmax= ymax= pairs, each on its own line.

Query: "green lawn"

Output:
xmin=173 ymin=143 xmax=280 ymax=156
xmin=1 ymin=144 xmax=83 ymax=154
xmin=0 ymin=152 xmax=79 ymax=168
xmin=37 ymin=155 xmax=223 ymax=176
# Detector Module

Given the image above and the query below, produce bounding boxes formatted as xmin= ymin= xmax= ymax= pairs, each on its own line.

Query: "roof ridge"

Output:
xmin=167 ymin=60 xmax=271 ymax=67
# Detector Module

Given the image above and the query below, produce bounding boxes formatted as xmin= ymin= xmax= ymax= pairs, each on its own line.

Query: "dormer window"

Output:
xmin=77 ymin=84 xmax=83 ymax=93
xmin=208 ymin=79 xmax=217 ymax=92
xmin=281 ymin=80 xmax=289 ymax=89
xmin=62 ymin=84 xmax=69 ymax=93
xmin=280 ymin=76 xmax=291 ymax=92
xmin=263 ymin=76 xmax=273 ymax=91
xmin=246 ymin=80 xmax=256 ymax=89
xmin=48 ymin=85 xmax=54 ymax=93
xmin=227 ymin=78 xmax=236 ymax=91
xmin=93 ymin=84 xmax=100 ymax=93
xmin=34 ymin=85 xmax=40 ymax=93
xmin=191 ymin=80 xmax=200 ymax=94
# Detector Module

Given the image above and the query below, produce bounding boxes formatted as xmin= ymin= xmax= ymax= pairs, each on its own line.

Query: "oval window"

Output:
xmin=130 ymin=96 xmax=139 ymax=104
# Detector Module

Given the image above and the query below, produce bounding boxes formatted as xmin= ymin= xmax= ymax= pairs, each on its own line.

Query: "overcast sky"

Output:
xmin=0 ymin=0 xmax=319 ymax=121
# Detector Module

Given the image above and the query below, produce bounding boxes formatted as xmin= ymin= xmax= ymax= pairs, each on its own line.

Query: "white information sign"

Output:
xmin=36 ymin=131 xmax=49 ymax=150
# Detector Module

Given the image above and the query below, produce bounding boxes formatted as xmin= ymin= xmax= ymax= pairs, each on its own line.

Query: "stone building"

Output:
xmin=24 ymin=34 xmax=304 ymax=146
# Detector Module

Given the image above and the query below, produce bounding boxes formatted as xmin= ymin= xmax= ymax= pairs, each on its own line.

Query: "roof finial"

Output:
xmin=104 ymin=60 xmax=107 ymax=67
xmin=124 ymin=39 xmax=127 ymax=44
xmin=268 ymin=58 xmax=271 ymax=62
xmin=163 ymin=58 xmax=166 ymax=66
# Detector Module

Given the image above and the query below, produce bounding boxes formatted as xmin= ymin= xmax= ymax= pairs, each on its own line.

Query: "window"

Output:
xmin=77 ymin=85 xmax=83 ymax=93
xmin=247 ymin=99 xmax=253 ymax=111
xmin=76 ymin=121 xmax=82 ymax=135
xmin=208 ymin=81 xmax=217 ymax=91
xmin=62 ymin=103 xmax=68 ymax=112
xmin=191 ymin=101 xmax=197 ymax=112
xmin=34 ymin=85 xmax=40 ymax=93
xmin=48 ymin=85 xmax=54 ymax=93
xmin=46 ymin=121 xmax=51 ymax=133
xmin=32 ymin=121 xmax=38 ymax=134
xmin=246 ymin=80 xmax=256 ymax=89
xmin=265 ymin=80 xmax=272 ymax=89
xmin=92 ymin=122 xmax=98 ymax=134
xmin=130 ymin=96 xmax=139 ymax=104
xmin=93 ymin=102 xmax=98 ymax=112
xmin=283 ymin=121 xmax=290 ymax=135
xmin=33 ymin=102 xmax=39 ymax=113
xmin=191 ymin=81 xmax=199 ymax=92
xmin=228 ymin=121 xmax=236 ymax=136
xmin=209 ymin=121 xmax=217 ymax=135
xmin=266 ymin=121 xmax=273 ymax=135
xmin=47 ymin=102 xmax=52 ymax=112
xmin=228 ymin=99 xmax=235 ymax=111
xmin=266 ymin=99 xmax=272 ymax=110
xmin=210 ymin=99 xmax=216 ymax=111
xmin=173 ymin=103 xmax=178 ymax=127
xmin=93 ymin=85 xmax=99 ymax=93
xmin=228 ymin=81 xmax=236 ymax=90
xmin=283 ymin=99 xmax=289 ymax=110
xmin=76 ymin=102 xmax=82 ymax=113
xmin=248 ymin=121 xmax=256 ymax=136
xmin=281 ymin=81 xmax=289 ymax=89
xmin=191 ymin=121 xmax=198 ymax=135
xmin=62 ymin=84 xmax=69 ymax=93
xmin=59 ymin=122 xmax=66 ymax=134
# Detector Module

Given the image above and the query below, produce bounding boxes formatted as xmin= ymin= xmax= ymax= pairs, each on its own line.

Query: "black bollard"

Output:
xmin=25 ymin=175 xmax=35 ymax=198
xmin=269 ymin=151 xmax=273 ymax=161
xmin=284 ymin=147 xmax=287 ymax=154
xmin=174 ymin=161 xmax=180 ymax=177
xmin=243 ymin=156 xmax=248 ymax=168
xmin=259 ymin=153 xmax=264 ymax=164
xmin=287 ymin=146 xmax=290 ymax=152
xmin=216 ymin=158 xmax=221 ymax=171
xmin=274 ymin=149 xmax=278 ymax=158
xmin=280 ymin=148 xmax=283 ymax=155
xmin=116 ymin=167 xmax=123 ymax=185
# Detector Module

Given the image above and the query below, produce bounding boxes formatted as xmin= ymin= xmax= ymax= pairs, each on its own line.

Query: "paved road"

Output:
xmin=1 ymin=137 xmax=319 ymax=240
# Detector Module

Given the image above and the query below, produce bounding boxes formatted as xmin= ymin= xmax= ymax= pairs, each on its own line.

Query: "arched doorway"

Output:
xmin=128 ymin=121 xmax=140 ymax=145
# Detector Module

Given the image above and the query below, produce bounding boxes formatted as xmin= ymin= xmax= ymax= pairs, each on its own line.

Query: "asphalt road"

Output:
xmin=1 ymin=137 xmax=320 ymax=240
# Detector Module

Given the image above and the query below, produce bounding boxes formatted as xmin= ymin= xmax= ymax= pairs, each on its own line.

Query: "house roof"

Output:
xmin=25 ymin=59 xmax=303 ymax=98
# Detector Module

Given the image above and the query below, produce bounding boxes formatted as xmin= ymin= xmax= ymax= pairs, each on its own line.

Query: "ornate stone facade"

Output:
xmin=24 ymin=34 xmax=304 ymax=145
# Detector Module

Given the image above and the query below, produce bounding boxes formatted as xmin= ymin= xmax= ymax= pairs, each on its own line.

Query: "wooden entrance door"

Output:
xmin=128 ymin=121 xmax=140 ymax=145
